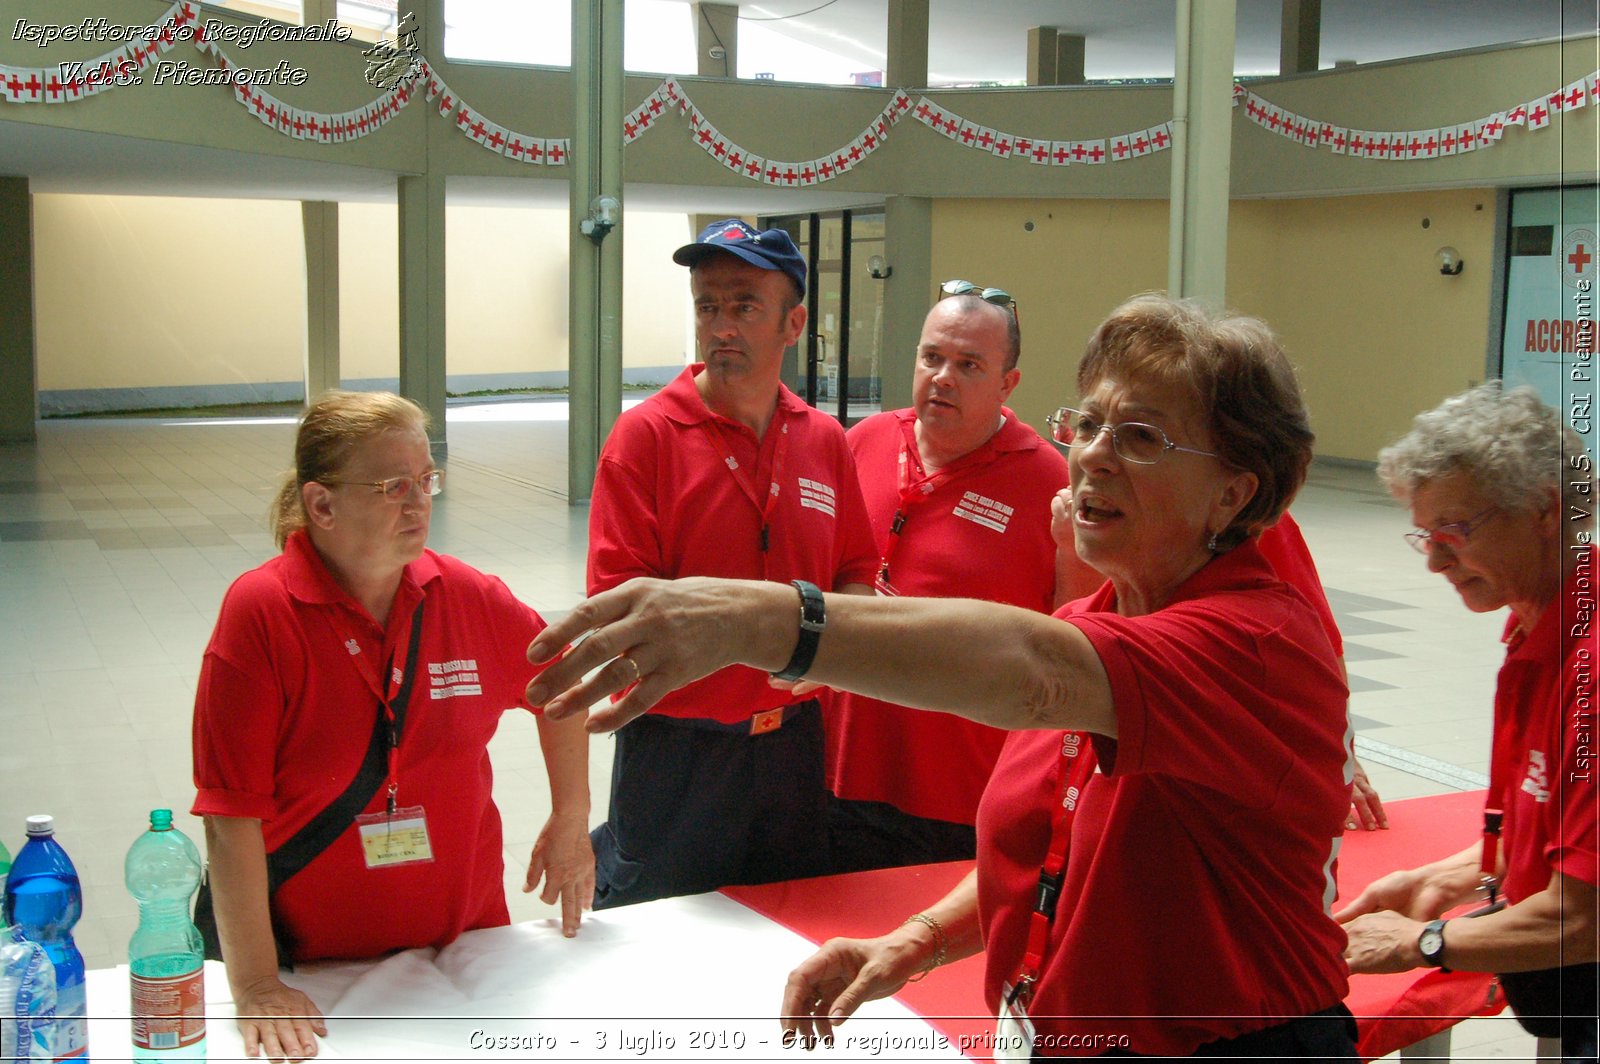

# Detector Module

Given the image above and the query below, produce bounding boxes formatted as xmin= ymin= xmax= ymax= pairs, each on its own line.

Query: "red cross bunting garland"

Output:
xmin=1 ymin=4 xmax=1591 ymax=180
xmin=1240 ymin=74 xmax=1597 ymax=160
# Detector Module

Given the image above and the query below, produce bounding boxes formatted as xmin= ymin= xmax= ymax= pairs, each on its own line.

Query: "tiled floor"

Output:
xmin=0 ymin=402 xmax=1541 ymax=1059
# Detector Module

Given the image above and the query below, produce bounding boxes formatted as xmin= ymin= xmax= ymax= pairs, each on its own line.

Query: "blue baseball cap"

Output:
xmin=673 ymin=219 xmax=807 ymax=298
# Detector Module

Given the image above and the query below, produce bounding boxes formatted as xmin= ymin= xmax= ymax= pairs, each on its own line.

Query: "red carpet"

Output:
xmin=726 ymin=788 xmax=1502 ymax=1060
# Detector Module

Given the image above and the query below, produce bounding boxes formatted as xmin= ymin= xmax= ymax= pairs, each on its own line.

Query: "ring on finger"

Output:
xmin=617 ymin=653 xmax=642 ymax=685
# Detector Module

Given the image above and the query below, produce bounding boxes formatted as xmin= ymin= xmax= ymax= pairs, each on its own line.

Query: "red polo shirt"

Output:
xmin=192 ymin=531 xmax=548 ymax=961
xmin=587 ymin=365 xmax=877 ymax=724
xmin=825 ymin=408 xmax=1069 ymax=823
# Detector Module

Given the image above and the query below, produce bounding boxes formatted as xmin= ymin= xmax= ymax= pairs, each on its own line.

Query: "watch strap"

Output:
xmin=772 ymin=580 xmax=825 ymax=682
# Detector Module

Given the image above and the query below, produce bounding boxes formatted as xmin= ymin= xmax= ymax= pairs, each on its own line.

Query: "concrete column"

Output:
xmin=302 ymin=201 xmax=340 ymax=402
xmin=692 ymin=3 xmax=737 ymax=78
xmin=396 ymin=0 xmax=447 ymax=454
xmin=1167 ymin=0 xmax=1236 ymax=308
xmin=300 ymin=0 xmax=336 ymax=26
xmin=1026 ymin=27 xmax=1057 ymax=86
xmin=1280 ymin=0 xmax=1321 ymax=76
xmin=886 ymin=0 xmax=929 ymax=88
xmin=398 ymin=172 xmax=447 ymax=455
xmin=1056 ymin=34 xmax=1086 ymax=85
xmin=569 ymin=0 xmax=625 ymax=504
xmin=879 ymin=195 xmax=932 ymax=412
xmin=0 ymin=177 xmax=37 ymax=442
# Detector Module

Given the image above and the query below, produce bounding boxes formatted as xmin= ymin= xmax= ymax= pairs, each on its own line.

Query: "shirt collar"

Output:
xmin=281 ymin=528 xmax=441 ymax=608
xmin=659 ymin=363 xmax=804 ymax=430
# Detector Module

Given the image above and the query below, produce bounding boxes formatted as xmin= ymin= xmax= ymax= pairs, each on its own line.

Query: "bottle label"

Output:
xmin=52 ymin=979 xmax=87 ymax=1061
xmin=131 ymin=967 xmax=206 ymax=1050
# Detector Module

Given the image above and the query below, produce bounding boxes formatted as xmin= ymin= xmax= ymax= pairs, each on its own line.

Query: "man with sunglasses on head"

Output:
xmin=583 ymin=219 xmax=877 ymax=907
xmin=823 ymin=281 xmax=1102 ymax=873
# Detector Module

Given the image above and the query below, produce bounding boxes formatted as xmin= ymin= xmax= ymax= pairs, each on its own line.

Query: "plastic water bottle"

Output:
xmin=125 ymin=810 xmax=205 ymax=1062
xmin=3 ymin=816 xmax=88 ymax=1062
xmin=2 ymin=924 xmax=57 ymax=1061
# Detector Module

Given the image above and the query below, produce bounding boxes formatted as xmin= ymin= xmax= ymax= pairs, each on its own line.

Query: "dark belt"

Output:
xmin=654 ymin=699 xmax=818 ymax=735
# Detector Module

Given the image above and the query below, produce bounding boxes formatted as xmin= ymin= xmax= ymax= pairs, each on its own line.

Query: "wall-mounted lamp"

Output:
xmin=579 ymin=195 xmax=620 ymax=245
xmin=867 ymin=254 xmax=892 ymax=279
xmin=1436 ymin=246 xmax=1464 ymax=276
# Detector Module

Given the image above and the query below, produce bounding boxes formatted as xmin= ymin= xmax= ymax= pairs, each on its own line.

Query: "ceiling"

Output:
xmin=1 ymin=0 xmax=1593 ymax=211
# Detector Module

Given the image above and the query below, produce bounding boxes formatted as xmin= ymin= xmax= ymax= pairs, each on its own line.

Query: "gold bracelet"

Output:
xmin=902 ymin=912 xmax=947 ymax=982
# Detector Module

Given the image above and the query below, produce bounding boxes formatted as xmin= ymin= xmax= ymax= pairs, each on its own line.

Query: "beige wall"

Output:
xmin=932 ymin=188 xmax=1497 ymax=464
xmin=35 ymin=194 xmax=691 ymax=400
xmin=34 ymin=194 xmax=305 ymax=390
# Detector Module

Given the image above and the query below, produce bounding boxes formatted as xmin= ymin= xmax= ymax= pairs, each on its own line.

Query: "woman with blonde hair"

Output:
xmin=192 ymin=391 xmax=593 ymax=1062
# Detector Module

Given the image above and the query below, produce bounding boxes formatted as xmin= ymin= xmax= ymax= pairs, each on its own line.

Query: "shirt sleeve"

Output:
xmin=587 ymin=419 xmax=664 ymax=595
xmin=1069 ymin=588 xmax=1345 ymax=811
xmin=191 ymin=589 xmax=289 ymax=822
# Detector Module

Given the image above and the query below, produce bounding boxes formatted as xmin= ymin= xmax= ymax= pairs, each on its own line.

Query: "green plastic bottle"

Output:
xmin=125 ymin=810 xmax=205 ymax=1062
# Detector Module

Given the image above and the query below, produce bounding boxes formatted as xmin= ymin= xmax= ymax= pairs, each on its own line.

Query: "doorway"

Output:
xmin=765 ymin=209 xmax=886 ymax=425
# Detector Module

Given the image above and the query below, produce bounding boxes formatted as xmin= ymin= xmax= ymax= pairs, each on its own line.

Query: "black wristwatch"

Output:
xmin=771 ymin=580 xmax=825 ymax=682
xmin=1418 ymin=919 xmax=1451 ymax=971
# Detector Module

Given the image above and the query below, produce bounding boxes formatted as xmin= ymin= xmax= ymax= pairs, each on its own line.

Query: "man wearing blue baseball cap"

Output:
xmin=581 ymin=218 xmax=877 ymax=907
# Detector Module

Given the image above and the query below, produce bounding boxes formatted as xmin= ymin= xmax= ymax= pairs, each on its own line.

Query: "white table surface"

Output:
xmin=86 ymin=892 xmax=967 ymax=1062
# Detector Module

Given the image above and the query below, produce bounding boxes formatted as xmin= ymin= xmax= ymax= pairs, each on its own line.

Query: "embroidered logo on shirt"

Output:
xmin=798 ymin=477 xmax=837 ymax=517
xmin=953 ymin=490 xmax=1014 ymax=533
xmin=428 ymin=658 xmax=482 ymax=699
xmin=344 ymin=638 xmax=361 ymax=656
xmin=1521 ymin=749 xmax=1551 ymax=802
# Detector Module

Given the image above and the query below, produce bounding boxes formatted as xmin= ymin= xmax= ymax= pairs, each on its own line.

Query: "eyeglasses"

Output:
xmin=321 ymin=470 xmax=445 ymax=501
xmin=940 ymin=279 xmax=1019 ymax=321
xmin=1046 ymin=407 xmax=1218 ymax=466
xmin=1404 ymin=505 xmax=1497 ymax=554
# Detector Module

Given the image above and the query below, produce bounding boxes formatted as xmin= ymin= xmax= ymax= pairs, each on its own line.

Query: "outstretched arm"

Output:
xmin=527 ymin=577 xmax=1114 ymax=737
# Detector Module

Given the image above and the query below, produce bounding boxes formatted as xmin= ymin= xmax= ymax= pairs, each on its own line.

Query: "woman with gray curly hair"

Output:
xmin=526 ymin=294 xmax=1360 ymax=1059
xmin=1339 ymin=382 xmax=1597 ymax=1061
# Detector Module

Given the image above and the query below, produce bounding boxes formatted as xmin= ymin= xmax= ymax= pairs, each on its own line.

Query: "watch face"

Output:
xmin=1419 ymin=927 xmax=1444 ymax=960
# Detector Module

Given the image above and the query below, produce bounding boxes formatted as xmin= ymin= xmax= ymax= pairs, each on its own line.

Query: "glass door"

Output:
xmin=766 ymin=209 xmax=885 ymax=425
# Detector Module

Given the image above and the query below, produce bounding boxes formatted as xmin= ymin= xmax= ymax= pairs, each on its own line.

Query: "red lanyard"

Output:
xmin=1011 ymin=731 xmax=1099 ymax=1007
xmin=877 ymin=418 xmax=1000 ymax=592
xmin=701 ymin=407 xmax=789 ymax=578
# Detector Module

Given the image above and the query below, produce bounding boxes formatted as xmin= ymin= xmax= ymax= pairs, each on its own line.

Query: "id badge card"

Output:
xmin=995 ymin=981 xmax=1037 ymax=1062
xmin=355 ymin=804 xmax=434 ymax=868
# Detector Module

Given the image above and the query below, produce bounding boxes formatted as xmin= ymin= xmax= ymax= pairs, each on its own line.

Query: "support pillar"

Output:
xmin=397 ymin=0 xmax=447 ymax=454
xmin=302 ymin=201 xmax=340 ymax=402
xmin=569 ymin=0 xmax=625 ymax=504
xmin=692 ymin=3 xmax=737 ymax=78
xmin=1167 ymin=0 xmax=1236 ymax=308
xmin=879 ymin=195 xmax=932 ymax=412
xmin=886 ymin=0 xmax=928 ymax=88
xmin=1026 ymin=27 xmax=1057 ymax=86
xmin=0 ymin=177 xmax=36 ymax=442
xmin=1280 ymin=0 xmax=1321 ymax=75
xmin=1056 ymin=34 xmax=1086 ymax=85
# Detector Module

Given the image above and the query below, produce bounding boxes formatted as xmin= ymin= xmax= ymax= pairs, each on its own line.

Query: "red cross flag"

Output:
xmin=622 ymin=112 xmax=644 ymax=144
xmin=724 ymin=146 xmax=745 ymax=172
xmin=483 ymin=121 xmax=511 ymax=155
xmin=521 ymin=137 xmax=549 ymax=164
xmin=1049 ymin=141 xmax=1073 ymax=165
xmin=1028 ymin=140 xmax=1050 ymax=165
xmin=912 ymin=97 xmax=937 ymax=127
xmin=546 ymin=139 xmax=569 ymax=165
xmin=742 ymin=153 xmax=765 ymax=181
xmin=873 ymin=116 xmax=891 ymax=140
xmin=889 ymin=90 xmax=913 ymax=118
xmin=1080 ymin=139 xmax=1107 ymax=164
xmin=1147 ymin=123 xmax=1172 ymax=153
xmin=1505 ymin=102 xmax=1528 ymax=126
xmin=1129 ymin=129 xmax=1153 ymax=157
xmin=1588 ymin=73 xmax=1599 ymax=107
xmin=1563 ymin=78 xmax=1587 ymax=111
xmin=1109 ymin=133 xmax=1133 ymax=161
xmin=1012 ymin=134 xmax=1035 ymax=156
xmin=1526 ymin=98 xmax=1551 ymax=130
xmin=1232 ymin=81 xmax=1246 ymax=106
xmin=798 ymin=161 xmax=819 ymax=186
xmin=991 ymin=131 xmax=1015 ymax=158
xmin=814 ymin=157 xmax=835 ymax=182
xmin=956 ymin=119 xmax=981 ymax=149
xmin=661 ymin=78 xmax=687 ymax=112
xmin=1438 ymin=127 xmax=1457 ymax=156
xmin=437 ymin=89 xmax=457 ymax=119
xmin=687 ymin=106 xmax=705 ymax=130
xmin=0 ymin=67 xmax=25 ymax=103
